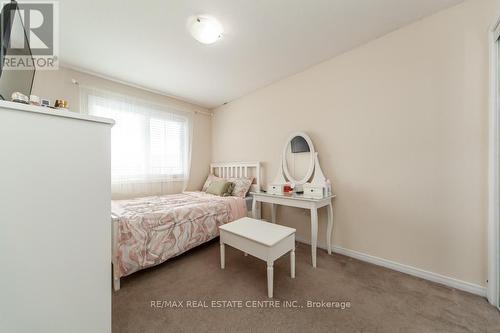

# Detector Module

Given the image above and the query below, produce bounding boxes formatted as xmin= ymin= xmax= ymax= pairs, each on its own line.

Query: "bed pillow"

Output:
xmin=202 ymin=174 xmax=224 ymax=191
xmin=227 ymin=177 xmax=254 ymax=198
xmin=206 ymin=181 xmax=233 ymax=197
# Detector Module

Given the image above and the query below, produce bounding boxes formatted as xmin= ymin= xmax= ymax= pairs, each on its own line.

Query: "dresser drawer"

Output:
xmin=267 ymin=184 xmax=284 ymax=195
xmin=303 ymin=185 xmax=324 ymax=199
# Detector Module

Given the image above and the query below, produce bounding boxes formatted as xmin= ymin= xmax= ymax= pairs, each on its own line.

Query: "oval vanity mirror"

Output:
xmin=282 ymin=132 xmax=316 ymax=186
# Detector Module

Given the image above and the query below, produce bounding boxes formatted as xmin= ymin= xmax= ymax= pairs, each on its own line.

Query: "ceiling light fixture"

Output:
xmin=188 ymin=15 xmax=223 ymax=45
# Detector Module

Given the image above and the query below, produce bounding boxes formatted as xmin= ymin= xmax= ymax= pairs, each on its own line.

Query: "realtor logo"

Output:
xmin=1 ymin=1 xmax=59 ymax=70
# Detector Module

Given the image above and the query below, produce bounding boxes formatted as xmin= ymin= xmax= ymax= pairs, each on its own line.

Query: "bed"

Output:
xmin=111 ymin=162 xmax=261 ymax=291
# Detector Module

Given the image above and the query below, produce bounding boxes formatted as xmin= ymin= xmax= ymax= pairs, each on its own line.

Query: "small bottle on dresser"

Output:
xmin=325 ymin=179 xmax=332 ymax=196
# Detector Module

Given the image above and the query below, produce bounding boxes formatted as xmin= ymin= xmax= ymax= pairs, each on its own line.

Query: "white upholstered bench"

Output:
xmin=219 ymin=217 xmax=296 ymax=298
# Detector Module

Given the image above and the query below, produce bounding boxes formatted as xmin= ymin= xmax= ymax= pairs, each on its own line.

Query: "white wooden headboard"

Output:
xmin=210 ymin=161 xmax=261 ymax=192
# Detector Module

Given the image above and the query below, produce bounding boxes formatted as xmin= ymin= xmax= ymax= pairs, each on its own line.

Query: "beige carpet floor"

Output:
xmin=113 ymin=240 xmax=500 ymax=333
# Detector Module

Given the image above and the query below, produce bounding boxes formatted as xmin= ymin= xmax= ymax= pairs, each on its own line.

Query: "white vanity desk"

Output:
xmin=251 ymin=191 xmax=335 ymax=268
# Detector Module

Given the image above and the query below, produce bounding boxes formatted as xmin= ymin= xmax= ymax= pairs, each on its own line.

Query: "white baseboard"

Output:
xmin=295 ymin=236 xmax=486 ymax=297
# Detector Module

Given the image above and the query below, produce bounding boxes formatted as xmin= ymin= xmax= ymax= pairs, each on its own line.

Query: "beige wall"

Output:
xmin=32 ymin=67 xmax=212 ymax=195
xmin=212 ymin=0 xmax=500 ymax=286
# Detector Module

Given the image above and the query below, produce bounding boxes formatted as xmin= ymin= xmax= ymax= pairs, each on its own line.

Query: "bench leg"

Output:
xmin=267 ymin=261 xmax=274 ymax=298
xmin=220 ymin=242 xmax=225 ymax=269
xmin=290 ymin=249 xmax=295 ymax=278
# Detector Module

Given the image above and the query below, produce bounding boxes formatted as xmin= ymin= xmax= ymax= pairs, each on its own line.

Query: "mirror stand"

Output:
xmin=310 ymin=152 xmax=327 ymax=186
xmin=268 ymin=132 xmax=330 ymax=196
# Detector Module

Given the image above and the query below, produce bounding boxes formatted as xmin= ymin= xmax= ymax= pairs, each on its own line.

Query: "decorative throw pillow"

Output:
xmin=227 ymin=177 xmax=254 ymax=198
xmin=202 ymin=174 xmax=224 ymax=192
xmin=224 ymin=182 xmax=235 ymax=197
xmin=206 ymin=181 xmax=233 ymax=197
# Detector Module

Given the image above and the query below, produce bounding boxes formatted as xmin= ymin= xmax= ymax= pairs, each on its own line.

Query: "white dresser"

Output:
xmin=0 ymin=101 xmax=114 ymax=333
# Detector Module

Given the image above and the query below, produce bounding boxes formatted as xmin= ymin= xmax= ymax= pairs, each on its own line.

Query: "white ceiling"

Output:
xmin=58 ymin=0 xmax=464 ymax=109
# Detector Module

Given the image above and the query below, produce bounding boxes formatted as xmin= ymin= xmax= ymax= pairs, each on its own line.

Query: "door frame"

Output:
xmin=488 ymin=16 xmax=500 ymax=308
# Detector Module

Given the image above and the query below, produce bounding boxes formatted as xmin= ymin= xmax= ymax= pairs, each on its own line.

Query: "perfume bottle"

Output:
xmin=325 ymin=179 xmax=332 ymax=196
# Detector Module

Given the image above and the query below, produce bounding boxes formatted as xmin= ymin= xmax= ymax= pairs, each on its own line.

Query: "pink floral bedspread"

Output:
xmin=111 ymin=191 xmax=247 ymax=279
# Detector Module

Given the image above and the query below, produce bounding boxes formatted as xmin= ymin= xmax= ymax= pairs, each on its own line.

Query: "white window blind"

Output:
xmin=84 ymin=90 xmax=191 ymax=184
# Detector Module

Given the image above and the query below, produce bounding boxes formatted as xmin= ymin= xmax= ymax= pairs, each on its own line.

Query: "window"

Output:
xmin=84 ymin=90 xmax=190 ymax=183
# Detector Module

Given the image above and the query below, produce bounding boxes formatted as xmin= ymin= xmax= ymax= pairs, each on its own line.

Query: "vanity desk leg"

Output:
xmin=310 ymin=208 xmax=318 ymax=268
xmin=252 ymin=197 xmax=257 ymax=219
xmin=327 ymin=203 xmax=333 ymax=255
xmin=271 ymin=204 xmax=277 ymax=223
